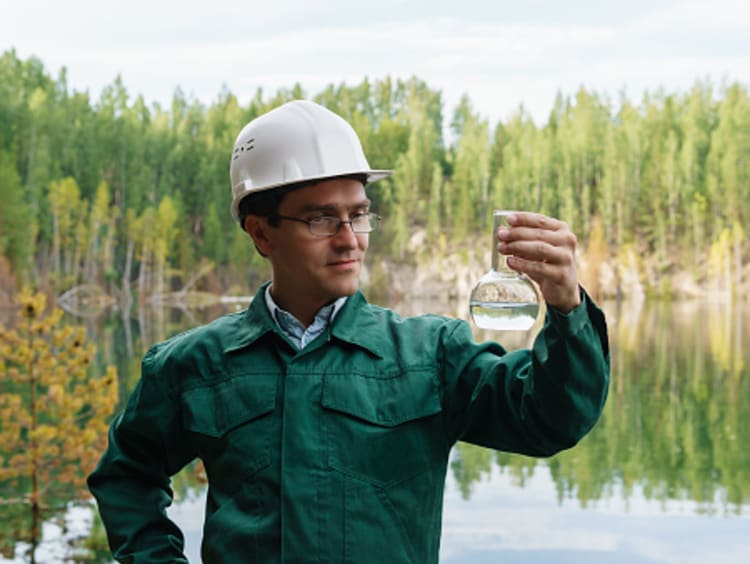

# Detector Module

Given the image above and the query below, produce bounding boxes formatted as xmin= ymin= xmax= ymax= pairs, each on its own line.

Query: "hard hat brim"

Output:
xmin=231 ymin=169 xmax=393 ymax=223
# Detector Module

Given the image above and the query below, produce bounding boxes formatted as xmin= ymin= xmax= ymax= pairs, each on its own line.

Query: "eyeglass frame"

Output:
xmin=272 ymin=211 xmax=382 ymax=238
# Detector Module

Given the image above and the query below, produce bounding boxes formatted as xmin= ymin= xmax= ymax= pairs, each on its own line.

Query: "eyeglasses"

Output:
xmin=274 ymin=212 xmax=381 ymax=237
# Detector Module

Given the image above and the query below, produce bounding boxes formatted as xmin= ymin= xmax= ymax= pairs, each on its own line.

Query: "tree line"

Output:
xmin=1 ymin=48 xmax=749 ymax=301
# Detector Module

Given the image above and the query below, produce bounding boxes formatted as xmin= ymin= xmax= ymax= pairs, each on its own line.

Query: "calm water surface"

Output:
xmin=3 ymin=296 xmax=749 ymax=562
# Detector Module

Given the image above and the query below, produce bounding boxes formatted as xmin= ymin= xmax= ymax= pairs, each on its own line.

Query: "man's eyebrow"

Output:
xmin=298 ymin=200 xmax=371 ymax=213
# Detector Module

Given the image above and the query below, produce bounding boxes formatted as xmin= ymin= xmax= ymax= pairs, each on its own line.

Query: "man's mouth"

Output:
xmin=328 ymin=258 xmax=359 ymax=268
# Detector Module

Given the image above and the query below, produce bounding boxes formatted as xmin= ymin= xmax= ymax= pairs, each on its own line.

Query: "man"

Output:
xmin=88 ymin=100 xmax=609 ymax=563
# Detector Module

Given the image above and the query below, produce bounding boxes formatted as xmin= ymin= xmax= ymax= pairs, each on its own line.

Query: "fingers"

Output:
xmin=500 ymin=238 xmax=575 ymax=267
xmin=505 ymin=211 xmax=567 ymax=231
xmin=497 ymin=214 xmax=577 ymax=265
xmin=496 ymin=211 xmax=581 ymax=312
xmin=506 ymin=253 xmax=569 ymax=285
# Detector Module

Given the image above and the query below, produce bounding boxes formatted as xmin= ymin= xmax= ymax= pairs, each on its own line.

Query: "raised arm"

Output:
xmin=442 ymin=212 xmax=609 ymax=455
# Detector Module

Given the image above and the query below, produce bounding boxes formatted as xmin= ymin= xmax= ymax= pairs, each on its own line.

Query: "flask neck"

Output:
xmin=491 ymin=229 xmax=511 ymax=273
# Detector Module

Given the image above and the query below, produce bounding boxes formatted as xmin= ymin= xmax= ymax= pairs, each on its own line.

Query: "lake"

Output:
xmin=2 ymin=294 xmax=749 ymax=563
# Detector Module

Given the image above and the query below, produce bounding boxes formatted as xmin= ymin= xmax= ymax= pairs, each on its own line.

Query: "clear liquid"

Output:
xmin=469 ymin=301 xmax=540 ymax=331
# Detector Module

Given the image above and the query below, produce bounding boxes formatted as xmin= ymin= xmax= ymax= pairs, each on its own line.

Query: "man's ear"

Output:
xmin=244 ymin=215 xmax=273 ymax=257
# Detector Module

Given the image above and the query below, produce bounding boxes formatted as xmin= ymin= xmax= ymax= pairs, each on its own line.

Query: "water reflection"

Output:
xmin=439 ymin=466 xmax=750 ymax=564
xmin=3 ymin=295 xmax=748 ymax=561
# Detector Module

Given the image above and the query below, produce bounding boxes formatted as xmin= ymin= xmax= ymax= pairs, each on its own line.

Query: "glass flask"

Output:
xmin=469 ymin=210 xmax=543 ymax=331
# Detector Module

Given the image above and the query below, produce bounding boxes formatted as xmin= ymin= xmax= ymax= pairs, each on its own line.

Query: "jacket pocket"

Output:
xmin=181 ymin=374 xmax=277 ymax=487
xmin=321 ymin=366 xmax=443 ymax=487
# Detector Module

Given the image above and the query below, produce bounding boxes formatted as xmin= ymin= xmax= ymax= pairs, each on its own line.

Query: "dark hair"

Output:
xmin=237 ymin=182 xmax=303 ymax=229
xmin=237 ymin=173 xmax=368 ymax=230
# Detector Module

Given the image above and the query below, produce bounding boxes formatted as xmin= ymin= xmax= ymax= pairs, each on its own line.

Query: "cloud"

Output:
xmin=3 ymin=2 xmax=748 ymax=125
xmin=630 ymin=0 xmax=750 ymax=35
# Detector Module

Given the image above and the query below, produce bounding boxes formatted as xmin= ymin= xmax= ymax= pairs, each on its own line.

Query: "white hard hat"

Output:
xmin=230 ymin=100 xmax=392 ymax=223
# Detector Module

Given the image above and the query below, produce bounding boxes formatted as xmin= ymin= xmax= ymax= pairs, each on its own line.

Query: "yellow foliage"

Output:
xmin=580 ymin=216 xmax=609 ymax=299
xmin=0 ymin=289 xmax=119 ymax=509
xmin=708 ymin=228 xmax=731 ymax=278
xmin=706 ymin=223 xmax=746 ymax=296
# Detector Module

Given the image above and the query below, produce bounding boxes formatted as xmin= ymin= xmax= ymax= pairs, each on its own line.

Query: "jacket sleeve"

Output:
xmin=87 ymin=346 xmax=195 ymax=563
xmin=440 ymin=288 xmax=610 ymax=456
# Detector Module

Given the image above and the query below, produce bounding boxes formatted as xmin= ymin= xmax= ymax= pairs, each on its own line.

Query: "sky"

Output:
xmin=2 ymin=0 xmax=750 ymax=127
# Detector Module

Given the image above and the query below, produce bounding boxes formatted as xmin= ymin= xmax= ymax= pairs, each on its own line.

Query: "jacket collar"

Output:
xmin=222 ymin=283 xmax=384 ymax=359
xmin=222 ymin=282 xmax=279 ymax=354
xmin=330 ymin=291 xmax=385 ymax=359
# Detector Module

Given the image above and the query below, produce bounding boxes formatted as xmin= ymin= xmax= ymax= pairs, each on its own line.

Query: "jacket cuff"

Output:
xmin=545 ymin=286 xmax=602 ymax=339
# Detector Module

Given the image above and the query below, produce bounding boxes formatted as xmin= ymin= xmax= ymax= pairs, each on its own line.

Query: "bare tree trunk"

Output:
xmin=85 ymin=219 xmax=101 ymax=284
xmin=51 ymin=218 xmax=61 ymax=277
xmin=138 ymin=249 xmax=150 ymax=304
xmin=28 ymin=318 xmax=40 ymax=564
xmin=121 ymin=238 xmax=134 ymax=308
xmin=102 ymin=221 xmax=116 ymax=292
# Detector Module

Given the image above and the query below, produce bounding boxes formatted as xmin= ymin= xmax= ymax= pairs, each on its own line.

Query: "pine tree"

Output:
xmin=0 ymin=290 xmax=118 ymax=562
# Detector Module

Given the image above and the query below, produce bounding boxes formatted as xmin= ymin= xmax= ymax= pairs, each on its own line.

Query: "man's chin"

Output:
xmin=328 ymin=279 xmax=360 ymax=300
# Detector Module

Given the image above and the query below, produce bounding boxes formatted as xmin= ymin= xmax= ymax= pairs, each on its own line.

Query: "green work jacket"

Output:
xmin=88 ymin=284 xmax=609 ymax=563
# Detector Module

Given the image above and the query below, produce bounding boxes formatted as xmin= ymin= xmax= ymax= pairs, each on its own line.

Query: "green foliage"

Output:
xmin=0 ymin=49 xmax=749 ymax=296
xmin=0 ymin=151 xmax=35 ymax=280
xmin=449 ymin=95 xmax=491 ymax=238
xmin=203 ymin=203 xmax=226 ymax=265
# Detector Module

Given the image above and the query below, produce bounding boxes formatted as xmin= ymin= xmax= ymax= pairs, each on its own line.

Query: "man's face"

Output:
xmin=251 ymin=177 xmax=371 ymax=317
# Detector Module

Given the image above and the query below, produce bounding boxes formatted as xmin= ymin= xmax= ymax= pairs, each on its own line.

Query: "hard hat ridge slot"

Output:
xmin=232 ymin=137 xmax=255 ymax=161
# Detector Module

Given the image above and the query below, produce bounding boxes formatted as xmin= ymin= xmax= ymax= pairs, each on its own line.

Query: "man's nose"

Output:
xmin=331 ymin=220 xmax=359 ymax=246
